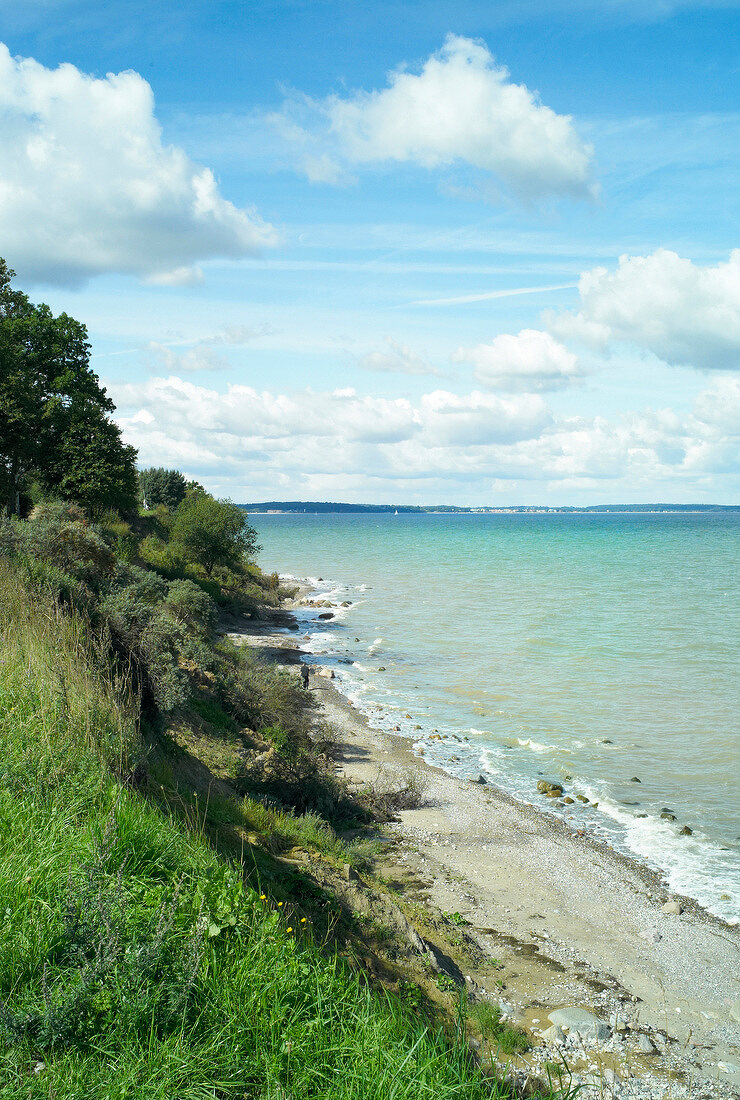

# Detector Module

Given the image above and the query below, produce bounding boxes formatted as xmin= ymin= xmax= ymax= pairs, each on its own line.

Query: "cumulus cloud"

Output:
xmin=358 ymin=339 xmax=442 ymax=376
xmin=455 ymin=329 xmax=580 ymax=392
xmin=111 ymin=378 xmax=551 ymax=467
xmin=276 ymin=35 xmax=595 ymax=200
xmin=108 ymin=372 xmax=740 ymax=501
xmin=0 ymin=43 xmax=277 ymax=285
xmin=550 ymin=249 xmax=740 ymax=371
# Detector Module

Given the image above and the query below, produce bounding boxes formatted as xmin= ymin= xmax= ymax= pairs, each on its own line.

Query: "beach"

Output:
xmin=228 ymin=611 xmax=740 ymax=1099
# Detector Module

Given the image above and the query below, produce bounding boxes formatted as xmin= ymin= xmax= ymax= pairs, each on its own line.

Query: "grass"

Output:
xmin=1 ymin=564 xmax=548 ymax=1099
xmin=469 ymin=1002 xmax=532 ymax=1057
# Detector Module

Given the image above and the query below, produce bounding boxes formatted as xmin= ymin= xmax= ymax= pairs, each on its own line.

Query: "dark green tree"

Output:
xmin=139 ymin=467 xmax=188 ymax=510
xmin=42 ymin=403 xmax=139 ymax=518
xmin=0 ymin=259 xmax=137 ymax=517
xmin=170 ymin=492 xmax=260 ymax=576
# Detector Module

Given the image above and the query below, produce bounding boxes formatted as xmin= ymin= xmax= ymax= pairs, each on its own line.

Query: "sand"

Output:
xmin=227 ymin=620 xmax=740 ymax=1098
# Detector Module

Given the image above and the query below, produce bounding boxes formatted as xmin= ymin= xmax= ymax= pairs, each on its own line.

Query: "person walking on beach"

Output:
xmin=300 ymin=662 xmax=310 ymax=689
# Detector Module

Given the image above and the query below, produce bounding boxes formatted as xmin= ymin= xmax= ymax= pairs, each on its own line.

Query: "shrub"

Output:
xmin=165 ymin=579 xmax=217 ymax=638
xmin=22 ymin=502 xmax=115 ymax=590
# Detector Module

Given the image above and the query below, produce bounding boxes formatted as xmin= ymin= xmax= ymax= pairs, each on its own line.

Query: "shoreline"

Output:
xmin=320 ymin=673 xmax=740 ymax=1098
xmin=225 ymin=599 xmax=740 ymax=1098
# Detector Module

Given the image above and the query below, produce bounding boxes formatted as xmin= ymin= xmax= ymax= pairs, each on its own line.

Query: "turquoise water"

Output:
xmin=251 ymin=512 xmax=740 ymax=923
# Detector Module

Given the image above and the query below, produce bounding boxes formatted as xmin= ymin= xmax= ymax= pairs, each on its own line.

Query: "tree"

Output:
xmin=0 ymin=259 xmax=137 ymax=517
xmin=139 ymin=467 xmax=188 ymax=511
xmin=43 ymin=402 xmax=139 ymax=518
xmin=170 ymin=493 xmax=260 ymax=576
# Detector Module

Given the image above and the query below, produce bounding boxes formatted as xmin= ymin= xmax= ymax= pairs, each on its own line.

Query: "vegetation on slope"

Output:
xmin=0 ymin=561 xmax=535 ymax=1099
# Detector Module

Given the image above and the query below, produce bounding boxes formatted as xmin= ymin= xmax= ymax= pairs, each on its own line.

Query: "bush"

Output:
xmin=221 ymin=645 xmax=316 ymax=740
xmin=165 ymin=578 xmax=217 ymax=638
xmin=100 ymin=517 xmax=138 ymax=562
xmin=0 ymin=515 xmax=20 ymax=558
xmin=101 ymin=566 xmax=217 ymax=715
xmin=22 ymin=502 xmax=115 ymax=590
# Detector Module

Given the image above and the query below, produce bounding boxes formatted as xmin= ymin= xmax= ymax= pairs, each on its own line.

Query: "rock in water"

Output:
xmin=537 ymin=780 xmax=564 ymax=794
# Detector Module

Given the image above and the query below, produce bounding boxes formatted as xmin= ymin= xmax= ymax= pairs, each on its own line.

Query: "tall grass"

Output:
xmin=0 ymin=565 xmax=529 ymax=1099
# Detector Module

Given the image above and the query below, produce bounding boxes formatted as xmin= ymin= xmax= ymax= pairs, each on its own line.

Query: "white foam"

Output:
xmin=516 ymin=737 xmax=553 ymax=754
xmin=577 ymin=792 xmax=740 ymax=923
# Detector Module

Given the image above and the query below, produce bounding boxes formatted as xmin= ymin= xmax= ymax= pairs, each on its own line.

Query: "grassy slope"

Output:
xmin=0 ymin=565 xmax=522 ymax=1100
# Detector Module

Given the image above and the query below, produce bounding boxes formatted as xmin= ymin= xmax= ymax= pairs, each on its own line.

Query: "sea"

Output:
xmin=250 ymin=511 xmax=740 ymax=924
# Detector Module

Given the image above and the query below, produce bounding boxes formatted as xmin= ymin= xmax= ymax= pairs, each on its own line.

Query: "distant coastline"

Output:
xmin=242 ymin=500 xmax=740 ymax=514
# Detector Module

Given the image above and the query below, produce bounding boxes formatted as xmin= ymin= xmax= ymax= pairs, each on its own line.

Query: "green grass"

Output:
xmin=469 ymin=1003 xmax=531 ymax=1056
xmin=0 ymin=566 xmax=542 ymax=1099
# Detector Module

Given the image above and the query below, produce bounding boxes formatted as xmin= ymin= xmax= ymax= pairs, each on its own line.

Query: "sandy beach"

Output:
xmin=228 ymin=615 xmax=740 ymax=1099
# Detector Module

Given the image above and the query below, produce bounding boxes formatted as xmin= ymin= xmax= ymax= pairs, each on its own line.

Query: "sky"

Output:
xmin=1 ymin=0 xmax=739 ymax=505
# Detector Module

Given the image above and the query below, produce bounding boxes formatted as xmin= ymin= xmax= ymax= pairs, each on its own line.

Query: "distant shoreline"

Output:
xmin=243 ymin=501 xmax=740 ymax=514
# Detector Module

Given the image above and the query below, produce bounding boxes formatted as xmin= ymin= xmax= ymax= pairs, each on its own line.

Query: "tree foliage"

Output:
xmin=139 ymin=467 xmax=188 ymax=510
xmin=170 ymin=493 xmax=260 ymax=577
xmin=0 ymin=258 xmax=137 ymax=517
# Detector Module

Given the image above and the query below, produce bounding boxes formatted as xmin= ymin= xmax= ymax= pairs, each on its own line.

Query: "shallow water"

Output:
xmin=251 ymin=512 xmax=740 ymax=923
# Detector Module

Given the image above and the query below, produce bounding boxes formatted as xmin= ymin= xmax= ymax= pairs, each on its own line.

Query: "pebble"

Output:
xmin=637 ymin=1034 xmax=656 ymax=1054
xmin=661 ymin=900 xmax=682 ymax=915
xmin=541 ymin=1024 xmax=566 ymax=1044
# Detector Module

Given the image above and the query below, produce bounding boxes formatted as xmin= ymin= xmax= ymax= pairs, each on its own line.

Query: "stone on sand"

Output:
xmin=547 ymin=1008 xmax=610 ymax=1042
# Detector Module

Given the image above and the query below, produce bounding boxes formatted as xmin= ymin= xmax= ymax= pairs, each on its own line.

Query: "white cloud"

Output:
xmin=147 ymin=343 xmax=226 ymax=374
xmin=109 ymin=373 xmax=740 ymax=501
xmin=455 ymin=329 xmax=580 ymax=392
xmin=550 ymin=249 xmax=740 ymax=371
xmin=144 ymin=266 xmax=205 ymax=287
xmin=358 ymin=339 xmax=442 ymax=376
xmin=277 ymin=35 xmax=595 ymax=200
xmin=410 ymin=282 xmax=577 ymax=306
xmin=0 ymin=43 xmax=277 ymax=285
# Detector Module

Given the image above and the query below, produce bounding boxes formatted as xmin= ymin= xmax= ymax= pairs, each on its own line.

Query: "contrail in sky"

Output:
xmin=409 ymin=282 xmax=577 ymax=306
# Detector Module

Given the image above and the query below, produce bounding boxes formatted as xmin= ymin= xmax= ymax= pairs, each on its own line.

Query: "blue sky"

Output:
xmin=1 ymin=0 xmax=739 ymax=504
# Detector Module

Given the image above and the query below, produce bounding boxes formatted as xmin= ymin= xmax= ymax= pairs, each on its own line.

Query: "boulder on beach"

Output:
xmin=548 ymin=1007 xmax=610 ymax=1042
